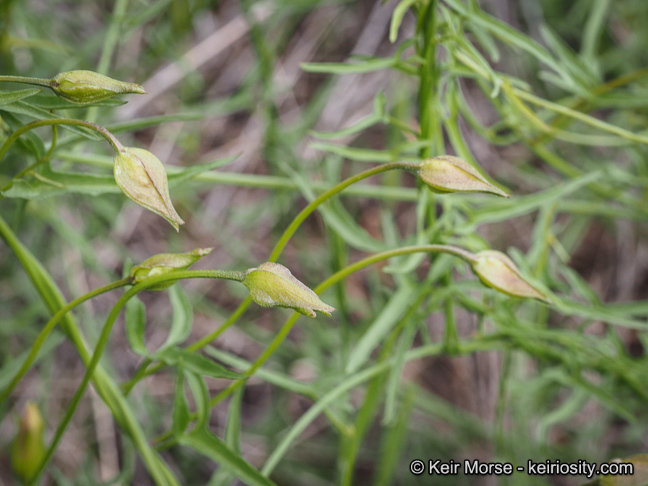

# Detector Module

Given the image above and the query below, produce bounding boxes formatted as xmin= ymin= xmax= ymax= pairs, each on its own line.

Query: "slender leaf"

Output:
xmin=156 ymin=348 xmax=243 ymax=380
xmin=1 ymin=156 xmax=238 ymax=199
xmin=172 ymin=369 xmax=191 ymax=436
xmin=125 ymin=296 xmax=149 ymax=357
xmin=346 ymin=282 xmax=418 ymax=374
xmin=158 ymin=285 xmax=193 ymax=352
xmin=0 ymin=101 xmax=102 ymax=140
xmin=0 ymin=89 xmax=42 ymax=106
xmin=301 ymin=58 xmax=396 ymax=75
xmin=179 ymin=428 xmax=277 ymax=486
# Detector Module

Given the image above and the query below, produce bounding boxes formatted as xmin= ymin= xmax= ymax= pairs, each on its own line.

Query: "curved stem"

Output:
xmin=225 ymin=245 xmax=475 ymax=402
xmin=0 ymin=277 xmax=131 ymax=404
xmin=0 ymin=75 xmax=51 ymax=87
xmin=0 ymin=119 xmax=124 ymax=164
xmin=31 ymin=268 xmax=246 ymax=483
xmin=0 ymin=214 xmax=179 ymax=486
xmin=151 ymin=244 xmax=477 ymax=448
xmin=267 ymin=161 xmax=419 ymax=262
xmin=122 ymin=161 xmax=421 ymax=393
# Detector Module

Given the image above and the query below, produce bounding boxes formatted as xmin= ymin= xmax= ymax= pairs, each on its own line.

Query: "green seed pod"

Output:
xmin=418 ymin=155 xmax=509 ymax=197
xmin=131 ymin=248 xmax=213 ymax=290
xmin=471 ymin=250 xmax=550 ymax=302
xmin=114 ymin=147 xmax=185 ymax=231
xmin=49 ymin=70 xmax=146 ymax=105
xmin=11 ymin=402 xmax=46 ymax=482
xmin=242 ymin=262 xmax=335 ymax=318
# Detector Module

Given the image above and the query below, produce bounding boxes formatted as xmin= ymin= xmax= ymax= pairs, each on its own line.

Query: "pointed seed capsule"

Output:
xmin=113 ymin=147 xmax=184 ymax=231
xmin=242 ymin=262 xmax=335 ymax=318
xmin=131 ymin=248 xmax=213 ymax=290
xmin=50 ymin=70 xmax=146 ymax=105
xmin=471 ymin=250 xmax=550 ymax=302
xmin=418 ymin=155 xmax=509 ymax=197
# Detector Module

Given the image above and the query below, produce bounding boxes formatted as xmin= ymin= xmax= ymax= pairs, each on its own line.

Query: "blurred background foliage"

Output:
xmin=0 ymin=0 xmax=647 ymax=484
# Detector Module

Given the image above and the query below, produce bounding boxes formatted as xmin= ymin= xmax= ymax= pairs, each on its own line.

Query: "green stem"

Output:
xmin=120 ymin=357 xmax=153 ymax=395
xmin=56 ymin=150 xmax=421 ymax=201
xmin=122 ymin=161 xmax=421 ymax=393
xmin=0 ymin=75 xmax=52 ymax=88
xmin=0 ymin=118 xmax=124 ymax=164
xmin=0 ymin=214 xmax=179 ymax=486
xmin=339 ymin=290 xmax=429 ymax=486
xmin=0 ymin=277 xmax=131 ymax=404
xmin=267 ymin=161 xmax=419 ymax=262
xmin=31 ymin=269 xmax=245 ymax=483
xmin=151 ymin=244 xmax=477 ymax=448
xmin=417 ymin=0 xmax=439 ymax=159
xmin=261 ymin=337 xmax=505 ymax=476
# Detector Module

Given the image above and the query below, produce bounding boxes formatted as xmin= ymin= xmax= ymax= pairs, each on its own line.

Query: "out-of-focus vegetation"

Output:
xmin=1 ymin=0 xmax=647 ymax=485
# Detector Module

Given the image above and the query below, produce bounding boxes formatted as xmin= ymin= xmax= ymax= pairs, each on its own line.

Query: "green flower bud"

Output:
xmin=114 ymin=147 xmax=185 ymax=231
xmin=242 ymin=262 xmax=335 ymax=318
xmin=471 ymin=250 xmax=550 ymax=302
xmin=418 ymin=156 xmax=509 ymax=197
xmin=49 ymin=70 xmax=146 ymax=105
xmin=131 ymin=248 xmax=213 ymax=290
xmin=11 ymin=402 xmax=46 ymax=482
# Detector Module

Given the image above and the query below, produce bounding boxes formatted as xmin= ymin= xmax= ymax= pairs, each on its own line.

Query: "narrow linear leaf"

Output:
xmin=158 ymin=285 xmax=193 ymax=352
xmin=390 ymin=0 xmax=417 ymax=43
xmin=2 ymin=156 xmax=239 ymax=200
xmin=205 ymin=347 xmax=315 ymax=396
xmin=207 ymin=387 xmax=244 ymax=485
xmin=469 ymin=170 xmax=602 ymax=225
xmin=301 ymin=58 xmax=396 ymax=74
xmin=0 ymin=101 xmax=102 ymax=140
xmin=444 ymin=0 xmax=574 ymax=86
xmin=184 ymin=370 xmax=211 ymax=430
xmin=0 ymin=89 xmax=42 ymax=106
xmin=376 ymin=386 xmax=416 ymax=486
xmin=309 ymin=112 xmax=382 ymax=140
xmin=167 ymin=155 xmax=239 ymax=187
xmin=107 ymin=113 xmax=203 ymax=133
xmin=179 ymin=428 xmax=277 ymax=486
xmin=125 ymin=296 xmax=149 ymax=357
xmin=1 ymin=167 xmax=118 ymax=199
xmin=172 ymin=369 xmax=191 ymax=436
xmin=346 ymin=283 xmax=418 ymax=374
xmin=26 ymin=95 xmax=127 ymax=110
xmin=2 ymin=111 xmax=46 ymax=159
xmin=383 ymin=321 xmax=418 ymax=424
xmin=156 ymin=348 xmax=243 ymax=380
xmin=309 ymin=142 xmax=394 ymax=162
